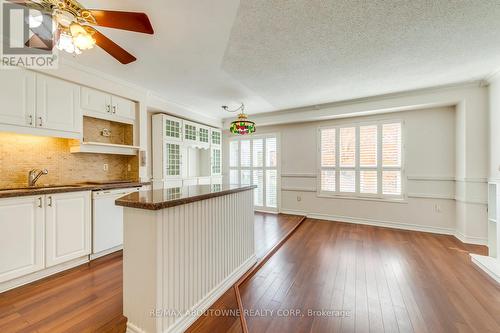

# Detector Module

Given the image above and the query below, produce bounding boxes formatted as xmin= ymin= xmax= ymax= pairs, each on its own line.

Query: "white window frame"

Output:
xmin=317 ymin=119 xmax=406 ymax=202
xmin=228 ymin=133 xmax=280 ymax=213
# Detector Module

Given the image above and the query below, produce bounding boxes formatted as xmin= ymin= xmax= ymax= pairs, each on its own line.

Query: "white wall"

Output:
xmin=223 ymin=84 xmax=489 ymax=245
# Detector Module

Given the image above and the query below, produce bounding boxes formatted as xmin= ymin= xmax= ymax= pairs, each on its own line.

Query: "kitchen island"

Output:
xmin=116 ymin=184 xmax=256 ymax=333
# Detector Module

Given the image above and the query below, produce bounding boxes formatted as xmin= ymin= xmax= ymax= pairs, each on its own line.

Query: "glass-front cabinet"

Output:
xmin=211 ymin=129 xmax=222 ymax=146
xmin=211 ymin=148 xmax=221 ymax=176
xmin=165 ymin=142 xmax=182 ymax=179
xmin=184 ymin=121 xmax=198 ymax=144
xmin=163 ymin=115 xmax=183 ymax=142
xmin=152 ymin=114 xmax=223 ymax=186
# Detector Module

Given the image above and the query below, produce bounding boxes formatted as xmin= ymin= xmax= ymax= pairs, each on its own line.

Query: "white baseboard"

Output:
xmin=127 ymin=254 xmax=257 ymax=333
xmin=90 ymin=245 xmax=123 ymax=260
xmin=454 ymin=231 xmax=489 ymax=246
xmin=0 ymin=256 xmax=89 ymax=293
xmin=280 ymin=209 xmax=487 ymax=246
xmin=470 ymin=254 xmax=500 ymax=284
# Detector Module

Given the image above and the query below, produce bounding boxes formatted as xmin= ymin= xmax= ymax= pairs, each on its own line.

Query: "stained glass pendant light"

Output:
xmin=223 ymin=103 xmax=256 ymax=135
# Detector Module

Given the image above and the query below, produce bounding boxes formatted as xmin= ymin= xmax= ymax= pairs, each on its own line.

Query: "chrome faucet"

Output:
xmin=28 ymin=169 xmax=48 ymax=187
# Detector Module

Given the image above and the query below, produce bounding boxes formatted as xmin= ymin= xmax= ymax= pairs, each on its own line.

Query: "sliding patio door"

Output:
xmin=229 ymin=135 xmax=279 ymax=212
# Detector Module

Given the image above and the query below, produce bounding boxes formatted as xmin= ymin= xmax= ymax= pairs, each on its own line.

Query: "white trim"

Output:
xmin=470 ymin=254 xmax=500 ymax=284
xmin=407 ymin=175 xmax=455 ymax=181
xmin=126 ymin=322 xmax=147 ymax=333
xmin=0 ymin=256 xmax=89 ymax=293
xmin=454 ymin=231 xmax=489 ymax=246
xmin=316 ymin=194 xmax=408 ymax=204
xmin=455 ymin=178 xmax=488 ymax=183
xmin=407 ymin=193 xmax=455 ymax=200
xmin=164 ymin=255 xmax=257 ymax=333
xmin=90 ymin=245 xmax=123 ymax=261
xmin=281 ymin=173 xmax=317 ymax=178
xmin=279 ymin=210 xmax=487 ymax=246
xmin=455 ymin=197 xmax=488 ymax=205
xmin=281 ymin=187 xmax=317 ymax=193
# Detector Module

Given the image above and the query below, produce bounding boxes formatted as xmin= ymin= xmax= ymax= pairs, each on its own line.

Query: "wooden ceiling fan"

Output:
xmin=7 ymin=0 xmax=154 ymax=64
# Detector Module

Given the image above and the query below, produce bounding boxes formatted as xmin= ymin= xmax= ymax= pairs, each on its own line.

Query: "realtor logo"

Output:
xmin=1 ymin=2 xmax=58 ymax=68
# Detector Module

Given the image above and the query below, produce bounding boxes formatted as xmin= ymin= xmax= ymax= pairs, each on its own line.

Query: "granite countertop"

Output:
xmin=115 ymin=184 xmax=257 ymax=210
xmin=0 ymin=180 xmax=151 ymax=199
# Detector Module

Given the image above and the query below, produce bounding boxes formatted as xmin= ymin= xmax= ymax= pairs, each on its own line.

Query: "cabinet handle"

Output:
xmin=37 ymin=197 xmax=42 ymax=208
xmin=47 ymin=196 xmax=52 ymax=207
xmin=38 ymin=117 xmax=43 ymax=127
xmin=106 ymin=105 xmax=111 ymax=113
xmin=28 ymin=114 xmax=33 ymax=126
xmin=112 ymin=106 xmax=117 ymax=114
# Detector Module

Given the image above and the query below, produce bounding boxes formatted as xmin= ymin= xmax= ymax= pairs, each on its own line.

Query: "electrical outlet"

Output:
xmin=127 ymin=164 xmax=131 ymax=172
xmin=297 ymin=195 xmax=302 ymax=202
xmin=103 ymin=163 xmax=108 ymax=171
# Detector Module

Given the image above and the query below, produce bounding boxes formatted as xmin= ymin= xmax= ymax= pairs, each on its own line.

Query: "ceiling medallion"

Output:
xmin=222 ymin=103 xmax=256 ymax=135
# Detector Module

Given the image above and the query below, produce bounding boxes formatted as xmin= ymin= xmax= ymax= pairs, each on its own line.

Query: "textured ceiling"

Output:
xmin=55 ymin=1 xmax=500 ymax=118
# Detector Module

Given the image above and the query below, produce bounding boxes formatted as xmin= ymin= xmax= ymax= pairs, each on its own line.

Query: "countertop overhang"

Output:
xmin=115 ymin=184 xmax=257 ymax=210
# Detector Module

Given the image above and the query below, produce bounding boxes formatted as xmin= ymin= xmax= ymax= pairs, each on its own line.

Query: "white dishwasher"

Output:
xmin=91 ymin=187 xmax=141 ymax=259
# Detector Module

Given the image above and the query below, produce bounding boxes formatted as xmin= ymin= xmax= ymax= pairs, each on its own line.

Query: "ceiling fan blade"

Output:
xmin=25 ymin=34 xmax=53 ymax=50
xmin=88 ymin=10 xmax=154 ymax=34
xmin=87 ymin=27 xmax=137 ymax=64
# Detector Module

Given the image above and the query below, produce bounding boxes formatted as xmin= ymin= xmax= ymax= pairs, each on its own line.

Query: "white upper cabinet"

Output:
xmin=112 ymin=95 xmax=136 ymax=121
xmin=81 ymin=86 xmax=111 ymax=117
xmin=45 ymin=191 xmax=91 ymax=267
xmin=183 ymin=120 xmax=198 ymax=144
xmin=211 ymin=128 xmax=222 ymax=147
xmin=0 ymin=69 xmax=82 ymax=138
xmin=81 ymin=87 xmax=136 ymax=124
xmin=198 ymin=124 xmax=210 ymax=149
xmin=36 ymin=74 xmax=81 ymax=133
xmin=0 ymin=196 xmax=44 ymax=283
xmin=0 ymin=69 xmax=35 ymax=127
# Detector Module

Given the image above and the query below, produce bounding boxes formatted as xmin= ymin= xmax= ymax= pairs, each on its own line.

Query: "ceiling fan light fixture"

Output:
xmin=56 ymin=31 xmax=81 ymax=54
xmin=70 ymin=23 xmax=95 ymax=50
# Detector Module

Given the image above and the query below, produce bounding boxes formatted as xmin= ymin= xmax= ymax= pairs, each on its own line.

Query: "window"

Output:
xmin=319 ymin=121 xmax=403 ymax=199
xmin=229 ymin=135 xmax=279 ymax=211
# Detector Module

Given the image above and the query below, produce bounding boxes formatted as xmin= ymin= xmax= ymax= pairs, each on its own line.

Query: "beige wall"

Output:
xmin=0 ymin=132 xmax=138 ymax=188
xmin=224 ymin=106 xmax=462 ymax=233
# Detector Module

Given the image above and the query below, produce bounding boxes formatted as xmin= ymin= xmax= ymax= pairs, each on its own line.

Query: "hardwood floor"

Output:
xmin=0 ymin=213 xmax=302 ymax=333
xmin=239 ymin=219 xmax=498 ymax=333
xmin=186 ymin=213 xmax=304 ymax=333
xmin=0 ymin=252 xmax=126 ymax=333
xmin=1 ymin=216 xmax=496 ymax=333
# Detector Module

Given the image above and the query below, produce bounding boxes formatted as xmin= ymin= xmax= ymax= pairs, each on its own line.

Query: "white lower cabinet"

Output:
xmin=0 ymin=196 xmax=44 ymax=283
xmin=45 ymin=192 xmax=91 ymax=267
xmin=0 ymin=191 xmax=91 ymax=286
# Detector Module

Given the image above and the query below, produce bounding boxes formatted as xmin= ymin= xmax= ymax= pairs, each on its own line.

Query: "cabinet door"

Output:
xmin=184 ymin=121 xmax=198 ymax=144
xmin=198 ymin=125 xmax=210 ymax=148
xmin=0 ymin=196 xmax=44 ymax=283
xmin=81 ymin=87 xmax=111 ymax=116
xmin=45 ymin=191 xmax=91 ymax=267
xmin=0 ymin=69 xmax=35 ymax=127
xmin=211 ymin=129 xmax=222 ymax=146
xmin=165 ymin=142 xmax=183 ymax=179
xmin=112 ymin=95 xmax=136 ymax=121
xmin=164 ymin=115 xmax=183 ymax=142
xmin=36 ymin=74 xmax=81 ymax=133
xmin=211 ymin=147 xmax=222 ymax=176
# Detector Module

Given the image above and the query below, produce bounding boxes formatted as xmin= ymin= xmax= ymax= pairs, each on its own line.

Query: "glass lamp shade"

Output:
xmin=230 ymin=113 xmax=256 ymax=135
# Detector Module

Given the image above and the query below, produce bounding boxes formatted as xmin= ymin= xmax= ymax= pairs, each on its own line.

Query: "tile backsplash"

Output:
xmin=0 ymin=133 xmax=139 ymax=188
